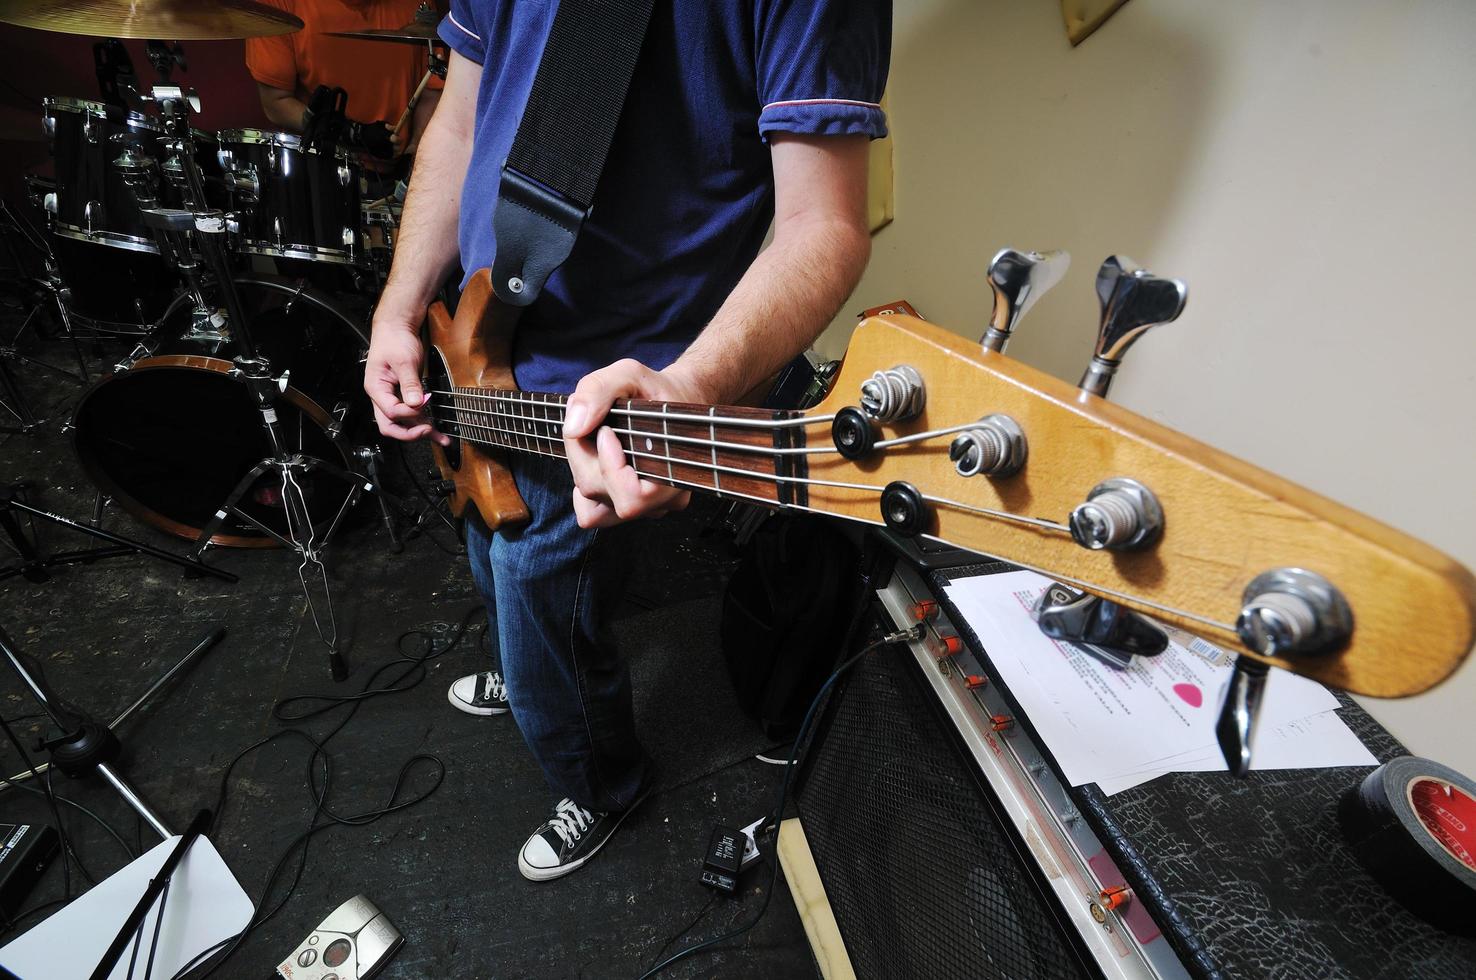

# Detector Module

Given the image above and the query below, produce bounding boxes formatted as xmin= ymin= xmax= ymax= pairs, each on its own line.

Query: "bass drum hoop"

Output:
xmin=72 ymin=276 xmax=366 ymax=549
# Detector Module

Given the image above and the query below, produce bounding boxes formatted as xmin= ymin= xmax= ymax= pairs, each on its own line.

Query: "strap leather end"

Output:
xmin=490 ymin=165 xmax=588 ymax=306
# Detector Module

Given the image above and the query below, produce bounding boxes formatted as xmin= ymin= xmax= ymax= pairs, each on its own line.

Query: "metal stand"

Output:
xmin=0 ymin=623 xmax=226 ymax=839
xmin=0 ymin=484 xmax=237 ymax=584
xmin=116 ymin=82 xmax=408 ymax=678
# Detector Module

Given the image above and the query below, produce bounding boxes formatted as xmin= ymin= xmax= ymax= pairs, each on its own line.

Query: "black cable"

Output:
xmin=0 ymin=711 xmax=78 ymax=899
xmin=636 ymin=625 xmax=921 ymax=979
xmin=394 ymin=442 xmax=463 ymax=554
xmin=645 ymin=893 xmax=721 ymax=971
xmin=0 ymin=770 xmax=138 ymax=862
xmin=172 ymin=610 xmax=486 ymax=979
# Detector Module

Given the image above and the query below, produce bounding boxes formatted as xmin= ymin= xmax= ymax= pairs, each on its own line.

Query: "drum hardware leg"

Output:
xmin=0 ymin=484 xmax=236 ymax=584
xmin=0 ymin=354 xmax=41 ymax=435
xmin=0 ymin=622 xmax=227 ymax=837
xmin=354 ymin=445 xmax=404 ymax=554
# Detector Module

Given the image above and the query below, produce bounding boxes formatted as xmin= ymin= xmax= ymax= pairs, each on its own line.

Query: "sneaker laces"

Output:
xmin=479 ymin=671 xmax=505 ymax=702
xmin=549 ymin=798 xmax=596 ymax=847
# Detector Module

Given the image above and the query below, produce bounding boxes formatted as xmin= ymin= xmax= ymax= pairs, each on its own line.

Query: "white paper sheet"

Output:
xmin=942 ymin=570 xmax=1375 ymax=793
xmin=0 ymin=835 xmax=253 ymax=980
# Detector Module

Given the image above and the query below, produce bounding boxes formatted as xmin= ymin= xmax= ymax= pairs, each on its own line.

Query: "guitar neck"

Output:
xmin=438 ymin=386 xmax=814 ymax=509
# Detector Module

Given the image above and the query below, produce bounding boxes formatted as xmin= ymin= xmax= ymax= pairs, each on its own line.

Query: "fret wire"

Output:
xmin=709 ymin=407 xmax=720 ymax=498
xmin=628 ymin=403 xmax=642 ymax=479
xmin=662 ymin=403 xmax=674 ymax=483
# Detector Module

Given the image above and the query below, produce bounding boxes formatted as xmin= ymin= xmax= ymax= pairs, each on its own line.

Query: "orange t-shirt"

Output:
xmin=245 ymin=0 xmax=443 ymax=127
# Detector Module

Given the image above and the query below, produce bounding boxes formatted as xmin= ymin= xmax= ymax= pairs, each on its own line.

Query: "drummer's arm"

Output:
xmin=365 ymin=51 xmax=478 ymax=443
xmin=257 ymin=83 xmax=308 ymax=134
xmin=405 ymin=87 xmax=441 ymax=157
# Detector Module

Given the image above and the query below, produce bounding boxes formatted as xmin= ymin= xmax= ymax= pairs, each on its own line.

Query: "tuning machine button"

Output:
xmin=1068 ymin=478 xmax=1162 ymax=551
xmin=1079 ymin=255 xmax=1188 ymax=398
xmin=1215 ymin=655 xmax=1269 ymax=777
xmin=1236 ymin=568 xmax=1352 ymax=657
xmin=982 ymin=247 xmax=1071 ymax=353
xmin=948 ymin=413 xmax=1026 ymax=478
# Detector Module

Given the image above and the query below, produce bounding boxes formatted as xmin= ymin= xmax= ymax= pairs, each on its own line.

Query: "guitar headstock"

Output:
xmin=808 ymin=253 xmax=1476 ymax=702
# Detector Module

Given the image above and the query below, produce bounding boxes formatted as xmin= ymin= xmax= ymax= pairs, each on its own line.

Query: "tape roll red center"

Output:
xmin=1408 ymin=777 xmax=1476 ymax=872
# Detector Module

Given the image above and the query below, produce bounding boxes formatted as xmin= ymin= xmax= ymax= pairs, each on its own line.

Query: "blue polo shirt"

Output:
xmin=440 ymin=0 xmax=890 ymax=394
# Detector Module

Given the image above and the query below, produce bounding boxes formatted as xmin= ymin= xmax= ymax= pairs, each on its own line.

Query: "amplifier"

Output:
xmin=789 ymin=549 xmax=1476 ymax=979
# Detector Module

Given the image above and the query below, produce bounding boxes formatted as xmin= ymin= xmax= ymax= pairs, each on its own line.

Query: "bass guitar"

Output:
xmin=422 ymin=250 xmax=1475 ymax=766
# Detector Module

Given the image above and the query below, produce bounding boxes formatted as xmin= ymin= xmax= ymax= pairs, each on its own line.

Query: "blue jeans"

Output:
xmin=464 ymin=453 xmax=649 ymax=813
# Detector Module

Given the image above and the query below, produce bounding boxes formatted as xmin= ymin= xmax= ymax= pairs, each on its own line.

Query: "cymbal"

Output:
xmin=0 ymin=0 xmax=303 ymax=40
xmin=325 ymin=3 xmax=443 ymax=46
xmin=324 ymin=21 xmax=443 ymax=46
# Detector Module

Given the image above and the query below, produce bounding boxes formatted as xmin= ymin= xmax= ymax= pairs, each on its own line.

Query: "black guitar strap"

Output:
xmin=490 ymin=0 xmax=656 ymax=307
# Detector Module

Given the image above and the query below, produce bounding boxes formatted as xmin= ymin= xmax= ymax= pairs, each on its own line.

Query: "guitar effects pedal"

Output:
xmin=276 ymin=894 xmax=403 ymax=980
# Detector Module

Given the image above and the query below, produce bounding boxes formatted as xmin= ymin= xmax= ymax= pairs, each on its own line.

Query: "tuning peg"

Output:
xmin=982 ymin=248 xmax=1071 ymax=353
xmin=1236 ymin=568 xmax=1353 ymax=658
xmin=1216 ymin=573 xmax=1351 ymax=778
xmin=1078 ymin=256 xmax=1187 ymax=398
xmin=1034 ymin=583 xmax=1168 ymax=669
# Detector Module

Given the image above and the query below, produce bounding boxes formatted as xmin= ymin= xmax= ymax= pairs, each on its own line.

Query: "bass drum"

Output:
xmin=71 ymin=277 xmax=370 ymax=548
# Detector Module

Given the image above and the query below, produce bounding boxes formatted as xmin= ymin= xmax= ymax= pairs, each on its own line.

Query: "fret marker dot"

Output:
xmin=645 ymin=438 xmax=653 ymax=451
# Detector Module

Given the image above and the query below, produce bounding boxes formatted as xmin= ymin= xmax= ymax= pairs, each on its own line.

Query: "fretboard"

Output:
xmin=435 ymin=386 xmax=811 ymax=508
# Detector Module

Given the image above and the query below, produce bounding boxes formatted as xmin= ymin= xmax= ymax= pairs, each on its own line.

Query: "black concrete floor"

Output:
xmin=0 ymin=318 xmax=816 ymax=978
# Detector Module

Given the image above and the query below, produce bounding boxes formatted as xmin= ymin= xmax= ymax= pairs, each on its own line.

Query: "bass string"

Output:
xmin=429 ymin=412 xmax=1072 ymax=534
xmin=423 ymin=389 xmax=827 ymax=431
xmin=429 ymin=399 xmax=831 ymax=458
xmin=428 ymin=418 xmax=1226 ymax=633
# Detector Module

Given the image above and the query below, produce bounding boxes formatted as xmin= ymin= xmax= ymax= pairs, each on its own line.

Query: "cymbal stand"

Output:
xmin=121 ymin=83 xmax=405 ymax=679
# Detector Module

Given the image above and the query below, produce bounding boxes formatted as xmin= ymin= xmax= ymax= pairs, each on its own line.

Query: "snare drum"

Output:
xmin=361 ymin=200 xmax=401 ymax=277
xmin=217 ymin=129 xmax=363 ymax=266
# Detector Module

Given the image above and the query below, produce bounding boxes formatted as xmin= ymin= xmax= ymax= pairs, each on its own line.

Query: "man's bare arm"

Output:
xmin=563 ymin=133 xmax=873 ymax=527
xmin=364 ymin=51 xmax=480 ymax=445
xmin=256 ymin=83 xmax=308 ymax=132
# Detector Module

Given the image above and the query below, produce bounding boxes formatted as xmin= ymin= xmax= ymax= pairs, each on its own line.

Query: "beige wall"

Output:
xmin=821 ymin=0 xmax=1476 ymax=773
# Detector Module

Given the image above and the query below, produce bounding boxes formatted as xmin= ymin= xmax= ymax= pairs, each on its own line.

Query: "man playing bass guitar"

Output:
xmin=364 ymin=0 xmax=890 ymax=881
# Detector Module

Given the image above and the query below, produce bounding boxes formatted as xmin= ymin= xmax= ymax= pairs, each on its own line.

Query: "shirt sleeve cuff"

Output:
xmin=247 ymin=66 xmax=298 ymax=92
xmin=757 ymin=99 xmax=888 ymax=141
xmin=438 ymin=11 xmax=485 ymax=64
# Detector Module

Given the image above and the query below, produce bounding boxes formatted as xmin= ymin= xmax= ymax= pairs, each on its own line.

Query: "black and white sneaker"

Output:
xmin=447 ymin=671 xmax=509 ymax=716
xmin=517 ymin=795 xmax=644 ymax=882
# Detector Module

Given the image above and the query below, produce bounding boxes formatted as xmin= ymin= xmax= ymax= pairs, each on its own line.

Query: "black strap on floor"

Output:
xmin=491 ymin=0 xmax=656 ymax=306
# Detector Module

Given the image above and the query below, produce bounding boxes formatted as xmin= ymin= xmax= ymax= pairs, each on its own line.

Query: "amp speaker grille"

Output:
xmin=794 ymin=647 xmax=1096 ymax=980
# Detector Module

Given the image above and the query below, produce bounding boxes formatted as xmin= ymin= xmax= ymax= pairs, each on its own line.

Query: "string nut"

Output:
xmin=1068 ymin=478 xmax=1163 ymax=551
xmin=880 ymin=480 xmax=929 ymax=537
xmin=831 ymin=407 xmax=877 ymax=460
xmin=1236 ymin=568 xmax=1352 ymax=657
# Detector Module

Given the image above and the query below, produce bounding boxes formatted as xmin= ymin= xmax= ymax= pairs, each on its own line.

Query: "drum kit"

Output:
xmin=0 ymin=0 xmax=451 ymax=672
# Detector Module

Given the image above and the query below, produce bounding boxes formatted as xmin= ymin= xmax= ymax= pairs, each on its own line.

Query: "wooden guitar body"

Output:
xmin=425 ymin=269 xmax=530 ymax=529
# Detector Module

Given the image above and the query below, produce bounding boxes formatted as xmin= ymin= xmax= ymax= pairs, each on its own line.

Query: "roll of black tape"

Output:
xmin=1339 ymin=756 xmax=1476 ymax=935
